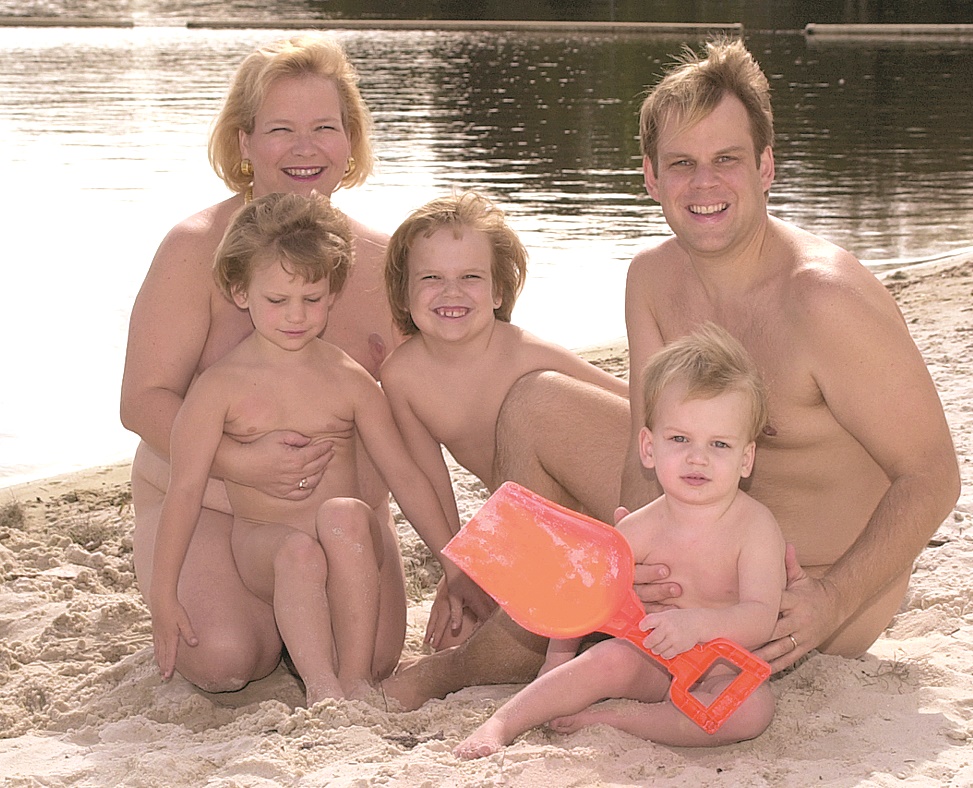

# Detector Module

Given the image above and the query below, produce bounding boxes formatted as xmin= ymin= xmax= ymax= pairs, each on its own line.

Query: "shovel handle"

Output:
xmin=602 ymin=593 xmax=771 ymax=734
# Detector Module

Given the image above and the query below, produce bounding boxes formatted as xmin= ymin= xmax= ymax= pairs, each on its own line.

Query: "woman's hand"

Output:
xmin=223 ymin=431 xmax=334 ymax=499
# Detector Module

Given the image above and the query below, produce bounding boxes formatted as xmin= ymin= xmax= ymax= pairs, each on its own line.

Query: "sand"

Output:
xmin=1 ymin=253 xmax=971 ymax=787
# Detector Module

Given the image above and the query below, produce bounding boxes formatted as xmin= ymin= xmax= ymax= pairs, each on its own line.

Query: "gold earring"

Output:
xmin=344 ymin=156 xmax=356 ymax=176
xmin=240 ymin=158 xmax=253 ymax=177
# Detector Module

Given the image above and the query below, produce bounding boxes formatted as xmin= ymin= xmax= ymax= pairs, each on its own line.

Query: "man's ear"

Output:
xmin=638 ymin=426 xmax=656 ymax=470
xmin=643 ymin=155 xmax=660 ymax=202
xmin=759 ymin=146 xmax=775 ymax=193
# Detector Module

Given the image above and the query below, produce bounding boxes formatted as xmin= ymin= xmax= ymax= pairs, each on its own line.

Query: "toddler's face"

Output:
xmin=640 ymin=384 xmax=755 ymax=507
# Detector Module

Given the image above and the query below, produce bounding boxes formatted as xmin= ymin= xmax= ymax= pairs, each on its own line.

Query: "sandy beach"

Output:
xmin=1 ymin=252 xmax=971 ymax=787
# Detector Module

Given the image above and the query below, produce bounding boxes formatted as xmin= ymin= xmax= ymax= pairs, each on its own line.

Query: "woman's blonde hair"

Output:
xmin=209 ymin=34 xmax=374 ymax=194
xmin=385 ymin=191 xmax=528 ymax=336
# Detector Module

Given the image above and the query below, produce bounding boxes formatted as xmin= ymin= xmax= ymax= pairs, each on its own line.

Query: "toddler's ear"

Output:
xmin=638 ymin=426 xmax=656 ymax=469
xmin=740 ymin=440 xmax=756 ymax=478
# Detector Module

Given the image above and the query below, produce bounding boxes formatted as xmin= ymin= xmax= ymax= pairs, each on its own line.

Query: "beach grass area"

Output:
xmin=1 ymin=253 xmax=971 ymax=786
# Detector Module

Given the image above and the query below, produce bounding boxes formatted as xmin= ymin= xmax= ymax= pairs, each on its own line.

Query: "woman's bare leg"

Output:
xmin=132 ymin=445 xmax=282 ymax=692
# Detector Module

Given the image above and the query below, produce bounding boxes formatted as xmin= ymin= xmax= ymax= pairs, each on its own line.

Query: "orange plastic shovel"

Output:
xmin=443 ymin=481 xmax=771 ymax=734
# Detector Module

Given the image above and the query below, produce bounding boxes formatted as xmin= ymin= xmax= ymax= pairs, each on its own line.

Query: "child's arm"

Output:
xmin=383 ymin=369 xmax=474 ymax=646
xmin=382 ymin=368 xmax=462 ymax=534
xmin=523 ymin=333 xmax=629 ymax=399
xmin=352 ymin=372 xmax=495 ymax=627
xmin=637 ymin=510 xmax=786 ymax=658
xmin=150 ymin=372 xmax=231 ymax=679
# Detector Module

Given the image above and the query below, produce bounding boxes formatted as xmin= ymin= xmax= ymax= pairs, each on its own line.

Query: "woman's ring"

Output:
xmin=298 ymin=477 xmax=308 ymax=490
xmin=788 ymin=634 xmax=798 ymax=650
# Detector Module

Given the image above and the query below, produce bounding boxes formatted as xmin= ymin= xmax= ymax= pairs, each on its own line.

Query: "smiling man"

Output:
xmin=622 ymin=38 xmax=959 ymax=673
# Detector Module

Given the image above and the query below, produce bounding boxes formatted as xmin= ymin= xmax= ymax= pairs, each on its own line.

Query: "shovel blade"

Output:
xmin=443 ymin=482 xmax=633 ymax=637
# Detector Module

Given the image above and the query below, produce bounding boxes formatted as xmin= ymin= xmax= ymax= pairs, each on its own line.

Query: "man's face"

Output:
xmin=644 ymin=94 xmax=774 ymax=261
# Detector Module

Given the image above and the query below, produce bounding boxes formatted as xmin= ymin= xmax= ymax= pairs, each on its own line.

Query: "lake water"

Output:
xmin=2 ymin=17 xmax=972 ymax=487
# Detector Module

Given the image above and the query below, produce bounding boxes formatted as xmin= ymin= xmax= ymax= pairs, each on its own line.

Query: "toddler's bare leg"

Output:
xmin=551 ymin=652 xmax=776 ymax=747
xmin=455 ymin=638 xmax=668 ymax=759
xmin=315 ymin=497 xmax=384 ymax=700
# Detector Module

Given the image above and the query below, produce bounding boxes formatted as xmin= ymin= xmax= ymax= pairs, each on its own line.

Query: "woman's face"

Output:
xmin=240 ymin=74 xmax=352 ymax=199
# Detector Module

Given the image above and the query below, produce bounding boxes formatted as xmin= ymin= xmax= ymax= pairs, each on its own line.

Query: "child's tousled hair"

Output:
xmin=642 ymin=323 xmax=769 ymax=442
xmin=213 ymin=192 xmax=353 ymax=299
xmin=384 ymin=191 xmax=528 ymax=335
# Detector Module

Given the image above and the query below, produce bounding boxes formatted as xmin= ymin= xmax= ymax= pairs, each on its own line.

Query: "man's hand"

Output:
xmin=754 ymin=544 xmax=843 ymax=672
xmin=616 ymin=506 xmax=684 ymax=611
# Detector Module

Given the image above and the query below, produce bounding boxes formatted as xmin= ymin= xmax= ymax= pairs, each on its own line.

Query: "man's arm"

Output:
xmin=758 ymin=266 xmax=960 ymax=671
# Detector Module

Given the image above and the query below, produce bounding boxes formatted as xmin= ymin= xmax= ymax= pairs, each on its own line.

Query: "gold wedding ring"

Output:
xmin=298 ymin=477 xmax=308 ymax=490
xmin=788 ymin=635 xmax=798 ymax=650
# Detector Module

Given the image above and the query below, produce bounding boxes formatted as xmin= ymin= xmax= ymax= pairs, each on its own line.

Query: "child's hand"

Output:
xmin=440 ymin=558 xmax=495 ymax=630
xmin=150 ymin=595 xmax=199 ymax=680
xmin=638 ymin=609 xmax=704 ymax=660
xmin=424 ymin=578 xmax=459 ymax=648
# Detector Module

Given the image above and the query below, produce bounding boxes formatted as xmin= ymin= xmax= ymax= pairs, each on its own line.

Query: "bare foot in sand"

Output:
xmin=305 ymin=677 xmax=346 ymax=707
xmin=379 ymin=669 xmax=426 ymax=712
xmin=453 ymin=718 xmax=511 ymax=760
xmin=549 ymin=710 xmax=602 ymax=735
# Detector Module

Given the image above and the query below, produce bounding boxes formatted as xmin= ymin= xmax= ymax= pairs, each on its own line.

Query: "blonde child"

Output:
xmin=455 ymin=323 xmax=786 ymax=756
xmin=150 ymin=192 xmax=491 ymax=706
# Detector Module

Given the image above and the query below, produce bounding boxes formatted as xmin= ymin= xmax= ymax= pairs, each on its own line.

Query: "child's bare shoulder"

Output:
xmin=735 ymin=492 xmax=785 ymax=544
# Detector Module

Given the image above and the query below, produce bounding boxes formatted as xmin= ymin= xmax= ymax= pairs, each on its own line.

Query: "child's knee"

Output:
xmin=316 ymin=497 xmax=381 ymax=555
xmin=275 ymin=530 xmax=328 ymax=578
xmin=584 ymin=639 xmax=647 ymax=690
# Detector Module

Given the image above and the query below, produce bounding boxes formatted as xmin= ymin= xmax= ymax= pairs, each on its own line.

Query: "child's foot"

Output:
xmin=340 ymin=677 xmax=374 ymax=702
xmin=453 ymin=718 xmax=509 ymax=760
xmin=305 ymin=677 xmax=345 ymax=707
xmin=550 ymin=708 xmax=614 ymax=734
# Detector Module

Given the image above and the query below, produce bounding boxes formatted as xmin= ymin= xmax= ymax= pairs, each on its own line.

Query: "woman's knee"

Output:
xmin=178 ymin=629 xmax=281 ymax=693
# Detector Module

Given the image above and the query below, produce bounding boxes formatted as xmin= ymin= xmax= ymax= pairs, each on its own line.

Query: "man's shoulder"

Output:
xmin=629 ymin=236 xmax=682 ymax=270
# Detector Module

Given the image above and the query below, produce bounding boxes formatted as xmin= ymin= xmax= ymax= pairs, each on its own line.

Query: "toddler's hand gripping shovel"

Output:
xmin=443 ymin=482 xmax=771 ymax=734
